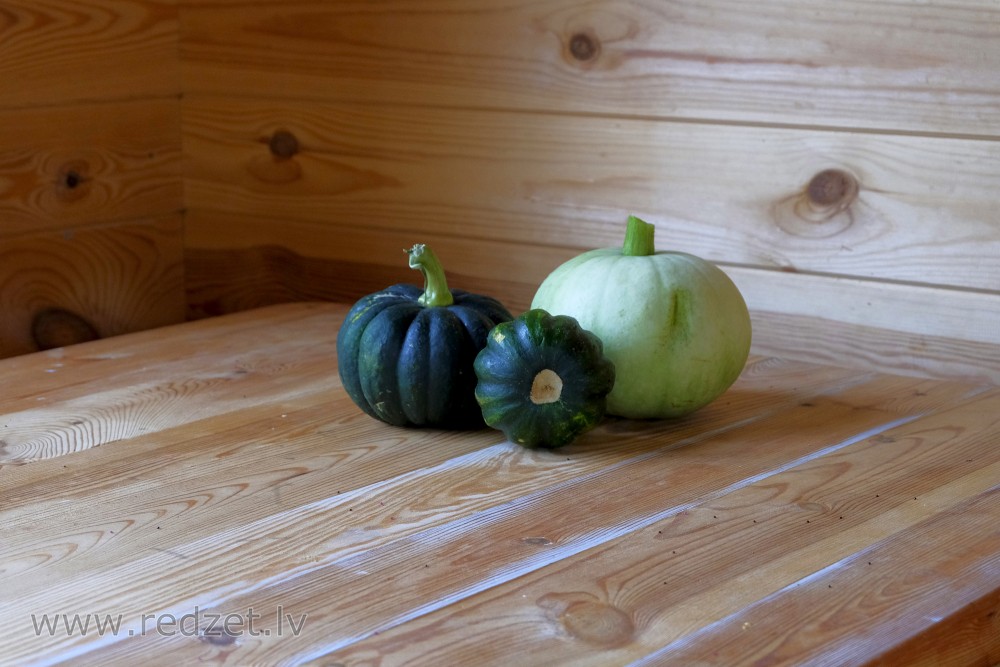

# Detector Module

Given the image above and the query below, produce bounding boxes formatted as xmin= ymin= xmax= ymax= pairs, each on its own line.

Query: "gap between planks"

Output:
xmin=182 ymin=91 xmax=1000 ymax=144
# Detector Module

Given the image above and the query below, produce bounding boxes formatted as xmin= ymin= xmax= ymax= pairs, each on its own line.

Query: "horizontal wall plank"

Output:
xmin=180 ymin=0 xmax=1000 ymax=135
xmin=0 ymin=215 xmax=186 ymax=359
xmin=185 ymin=211 xmax=1000 ymax=383
xmin=0 ymin=0 xmax=179 ymax=109
xmin=182 ymin=99 xmax=1000 ymax=293
xmin=745 ymin=310 xmax=1000 ymax=387
xmin=0 ymin=98 xmax=183 ymax=235
xmin=182 ymin=211 xmax=540 ymax=318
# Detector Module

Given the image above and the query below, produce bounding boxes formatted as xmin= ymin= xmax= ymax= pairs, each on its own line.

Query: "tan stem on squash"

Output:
xmin=530 ymin=369 xmax=563 ymax=404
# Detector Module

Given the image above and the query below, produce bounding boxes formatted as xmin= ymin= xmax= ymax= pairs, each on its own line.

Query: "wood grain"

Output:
xmin=0 ymin=301 xmax=331 ymax=416
xmin=0 ymin=303 xmax=995 ymax=666
xmin=198 ymin=448 xmax=987 ymax=665
xmin=0 ymin=3 xmax=184 ymax=360
xmin=179 ymin=0 xmax=1000 ymax=136
xmin=0 ymin=0 xmax=179 ymax=108
xmin=0 ymin=215 xmax=186 ymax=359
xmin=746 ymin=309 xmax=1000 ymax=387
xmin=184 ymin=210 xmax=1000 ymax=383
xmin=181 ymin=98 xmax=1000 ymax=293
xmin=176 ymin=4 xmax=1000 ymax=388
xmin=631 ymin=487 xmax=1000 ymax=667
xmin=0 ymin=98 xmax=183 ymax=235
xmin=0 ymin=357 xmax=863 ymax=583
xmin=312 ymin=395 xmax=1000 ymax=667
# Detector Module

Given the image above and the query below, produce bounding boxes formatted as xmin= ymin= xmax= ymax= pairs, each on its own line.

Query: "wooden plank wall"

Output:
xmin=179 ymin=0 xmax=1000 ymax=381
xmin=0 ymin=1 xmax=186 ymax=359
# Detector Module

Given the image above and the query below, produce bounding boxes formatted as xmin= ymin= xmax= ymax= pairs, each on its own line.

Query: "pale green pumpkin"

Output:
xmin=531 ymin=215 xmax=751 ymax=419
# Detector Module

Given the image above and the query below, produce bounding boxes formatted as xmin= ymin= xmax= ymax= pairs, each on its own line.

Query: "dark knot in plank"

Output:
xmin=32 ymin=308 xmax=100 ymax=350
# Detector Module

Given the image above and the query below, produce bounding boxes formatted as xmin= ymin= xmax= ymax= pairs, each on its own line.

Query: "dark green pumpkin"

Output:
xmin=474 ymin=309 xmax=615 ymax=449
xmin=337 ymin=244 xmax=513 ymax=428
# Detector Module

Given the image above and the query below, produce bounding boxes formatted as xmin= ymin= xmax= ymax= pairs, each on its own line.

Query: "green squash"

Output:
xmin=532 ymin=215 xmax=751 ymax=419
xmin=337 ymin=244 xmax=513 ymax=428
xmin=474 ymin=309 xmax=615 ymax=449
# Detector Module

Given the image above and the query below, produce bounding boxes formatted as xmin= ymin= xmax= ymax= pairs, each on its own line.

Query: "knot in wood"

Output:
xmin=538 ymin=592 xmax=634 ymax=647
xmin=561 ymin=600 xmax=634 ymax=647
xmin=199 ymin=630 xmax=238 ymax=647
xmin=773 ymin=167 xmax=859 ymax=238
xmin=807 ymin=169 xmax=858 ymax=207
xmin=56 ymin=160 xmax=91 ymax=201
xmin=269 ymin=130 xmax=300 ymax=159
xmin=32 ymin=308 xmax=100 ymax=350
xmin=569 ymin=31 xmax=600 ymax=62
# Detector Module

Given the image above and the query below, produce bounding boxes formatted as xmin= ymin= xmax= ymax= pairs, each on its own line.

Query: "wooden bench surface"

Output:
xmin=1 ymin=302 xmax=998 ymax=666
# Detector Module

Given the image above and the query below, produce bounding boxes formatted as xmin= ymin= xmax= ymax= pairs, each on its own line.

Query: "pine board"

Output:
xmin=181 ymin=98 xmax=1000 ymax=293
xmin=0 ymin=98 xmax=183 ymax=235
xmin=184 ymin=210 xmax=1000 ymax=383
xmin=0 ymin=215 xmax=186 ymax=359
xmin=0 ymin=0 xmax=179 ymax=109
xmin=1 ymin=302 xmax=997 ymax=666
xmin=179 ymin=0 xmax=1000 ymax=136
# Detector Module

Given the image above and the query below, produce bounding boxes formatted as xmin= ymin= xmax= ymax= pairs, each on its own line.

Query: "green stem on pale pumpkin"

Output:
xmin=407 ymin=244 xmax=455 ymax=307
xmin=621 ymin=214 xmax=656 ymax=257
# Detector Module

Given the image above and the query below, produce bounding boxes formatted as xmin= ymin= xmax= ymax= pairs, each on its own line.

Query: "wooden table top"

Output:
xmin=2 ymin=302 xmax=998 ymax=666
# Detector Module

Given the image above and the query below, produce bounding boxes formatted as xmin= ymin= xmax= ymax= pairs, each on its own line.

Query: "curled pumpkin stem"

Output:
xmin=407 ymin=244 xmax=455 ymax=307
